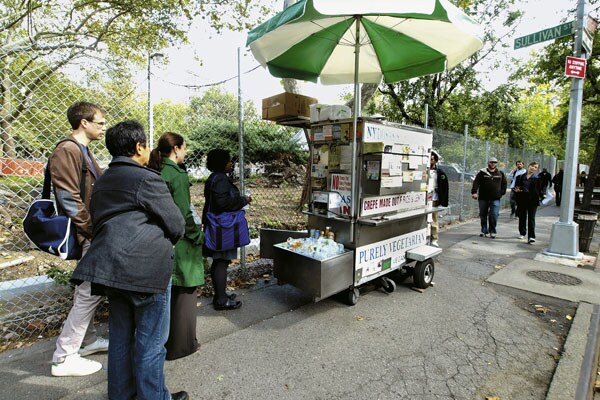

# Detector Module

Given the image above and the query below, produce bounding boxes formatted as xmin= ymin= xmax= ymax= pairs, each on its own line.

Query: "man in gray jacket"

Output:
xmin=71 ymin=120 xmax=188 ymax=400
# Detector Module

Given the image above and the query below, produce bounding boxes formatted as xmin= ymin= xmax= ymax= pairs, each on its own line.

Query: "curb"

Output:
xmin=546 ymin=302 xmax=599 ymax=400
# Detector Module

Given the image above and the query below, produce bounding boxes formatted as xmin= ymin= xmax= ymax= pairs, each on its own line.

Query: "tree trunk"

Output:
xmin=582 ymin=135 xmax=600 ymax=210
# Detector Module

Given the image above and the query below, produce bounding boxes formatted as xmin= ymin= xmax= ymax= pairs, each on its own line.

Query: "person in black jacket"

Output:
xmin=552 ymin=169 xmax=564 ymax=206
xmin=429 ymin=151 xmax=448 ymax=247
xmin=71 ymin=121 xmax=189 ymax=400
xmin=471 ymin=157 xmax=507 ymax=239
xmin=514 ymin=162 xmax=542 ymax=244
xmin=203 ymin=149 xmax=251 ymax=311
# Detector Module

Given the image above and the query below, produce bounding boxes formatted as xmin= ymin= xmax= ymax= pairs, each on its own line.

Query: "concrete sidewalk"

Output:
xmin=0 ymin=203 xmax=599 ymax=399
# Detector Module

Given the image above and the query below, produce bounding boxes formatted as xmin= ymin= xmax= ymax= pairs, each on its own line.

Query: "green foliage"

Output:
xmin=47 ymin=265 xmax=73 ymax=287
xmin=185 ymin=88 xmax=307 ymax=166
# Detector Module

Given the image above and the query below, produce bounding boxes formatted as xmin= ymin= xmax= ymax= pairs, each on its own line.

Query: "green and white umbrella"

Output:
xmin=247 ymin=0 xmax=484 ymax=85
xmin=247 ymin=0 xmax=483 ymax=230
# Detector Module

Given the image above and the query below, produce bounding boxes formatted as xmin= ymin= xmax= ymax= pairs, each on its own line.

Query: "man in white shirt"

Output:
xmin=508 ymin=160 xmax=525 ymax=218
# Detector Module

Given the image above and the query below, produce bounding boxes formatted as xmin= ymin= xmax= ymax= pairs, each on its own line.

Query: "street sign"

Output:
xmin=565 ymin=56 xmax=586 ymax=78
xmin=582 ymin=28 xmax=593 ymax=55
xmin=514 ymin=21 xmax=574 ymax=49
xmin=583 ymin=16 xmax=598 ymax=55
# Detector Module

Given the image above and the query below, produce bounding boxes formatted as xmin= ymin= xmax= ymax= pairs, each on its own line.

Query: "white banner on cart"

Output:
xmin=355 ymin=228 xmax=428 ymax=285
xmin=361 ymin=191 xmax=426 ymax=217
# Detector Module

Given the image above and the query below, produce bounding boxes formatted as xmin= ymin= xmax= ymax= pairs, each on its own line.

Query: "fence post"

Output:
xmin=460 ymin=124 xmax=468 ymax=221
xmin=237 ymin=47 xmax=247 ymax=275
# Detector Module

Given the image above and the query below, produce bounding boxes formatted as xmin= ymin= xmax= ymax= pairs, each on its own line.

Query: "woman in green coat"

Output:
xmin=148 ymin=132 xmax=204 ymax=361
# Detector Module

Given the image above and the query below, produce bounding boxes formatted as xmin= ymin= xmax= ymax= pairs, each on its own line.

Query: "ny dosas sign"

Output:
xmin=514 ymin=21 xmax=574 ymax=49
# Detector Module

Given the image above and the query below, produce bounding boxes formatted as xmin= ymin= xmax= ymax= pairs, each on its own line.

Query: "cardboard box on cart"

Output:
xmin=262 ymin=92 xmax=318 ymax=121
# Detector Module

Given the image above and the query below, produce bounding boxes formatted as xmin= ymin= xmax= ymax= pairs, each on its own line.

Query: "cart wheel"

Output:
xmin=380 ymin=277 xmax=396 ymax=294
xmin=346 ymin=287 xmax=359 ymax=306
xmin=413 ymin=259 xmax=435 ymax=289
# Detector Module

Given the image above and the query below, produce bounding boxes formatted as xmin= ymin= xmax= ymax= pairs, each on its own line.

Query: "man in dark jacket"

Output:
xmin=429 ymin=151 xmax=448 ymax=247
xmin=71 ymin=121 xmax=188 ymax=400
xmin=552 ymin=169 xmax=564 ymax=206
xmin=471 ymin=157 xmax=507 ymax=239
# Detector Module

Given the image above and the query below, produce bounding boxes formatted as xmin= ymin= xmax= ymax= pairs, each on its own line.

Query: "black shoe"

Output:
xmin=528 ymin=238 xmax=536 ymax=244
xmin=214 ymin=299 xmax=242 ymax=311
xmin=227 ymin=292 xmax=237 ymax=300
xmin=171 ymin=391 xmax=189 ymax=400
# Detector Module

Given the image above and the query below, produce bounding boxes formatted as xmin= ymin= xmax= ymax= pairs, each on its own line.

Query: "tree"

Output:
xmin=0 ymin=0 xmax=268 ymax=157
xmin=375 ymin=0 xmax=522 ymax=132
xmin=185 ymin=87 xmax=307 ymax=166
xmin=517 ymin=3 xmax=600 ymax=210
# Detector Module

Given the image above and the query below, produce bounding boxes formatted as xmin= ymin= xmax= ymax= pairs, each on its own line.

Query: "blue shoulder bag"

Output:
xmin=203 ymin=176 xmax=250 ymax=252
xmin=22 ymin=139 xmax=87 ymax=260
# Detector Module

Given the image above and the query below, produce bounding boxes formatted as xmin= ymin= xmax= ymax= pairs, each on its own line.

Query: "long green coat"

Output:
xmin=160 ymin=158 xmax=204 ymax=287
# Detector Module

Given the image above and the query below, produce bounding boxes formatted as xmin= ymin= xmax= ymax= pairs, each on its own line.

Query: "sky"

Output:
xmin=145 ymin=0 xmax=575 ymax=111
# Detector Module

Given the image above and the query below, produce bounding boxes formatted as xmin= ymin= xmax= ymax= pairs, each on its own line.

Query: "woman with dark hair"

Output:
xmin=203 ymin=149 xmax=251 ymax=310
xmin=514 ymin=161 xmax=542 ymax=244
xmin=148 ymin=132 xmax=204 ymax=360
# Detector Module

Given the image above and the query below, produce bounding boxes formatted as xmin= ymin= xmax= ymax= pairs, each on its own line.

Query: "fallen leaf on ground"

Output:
xmin=355 ymin=315 xmax=364 ymax=321
xmin=566 ymin=315 xmax=573 ymax=320
xmin=485 ymin=397 xmax=501 ymax=400
xmin=534 ymin=305 xmax=549 ymax=314
xmin=216 ymin=375 xmax=224 ymax=381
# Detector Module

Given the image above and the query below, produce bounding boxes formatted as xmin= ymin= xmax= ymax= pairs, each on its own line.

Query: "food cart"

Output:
xmin=270 ymin=116 xmax=442 ymax=305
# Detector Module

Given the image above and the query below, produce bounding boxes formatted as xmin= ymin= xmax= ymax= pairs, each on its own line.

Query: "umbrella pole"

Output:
xmin=350 ymin=17 xmax=361 ymax=243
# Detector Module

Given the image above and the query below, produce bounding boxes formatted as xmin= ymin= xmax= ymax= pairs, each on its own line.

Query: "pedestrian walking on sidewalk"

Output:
xmin=552 ymin=169 xmax=564 ymax=206
xmin=71 ymin=121 xmax=189 ymax=400
xmin=514 ymin=162 xmax=542 ymax=244
xmin=507 ymin=160 xmax=526 ymax=218
xmin=471 ymin=157 xmax=507 ymax=239
xmin=429 ymin=150 xmax=448 ymax=247
xmin=50 ymin=101 xmax=108 ymax=377
xmin=539 ymin=168 xmax=552 ymax=196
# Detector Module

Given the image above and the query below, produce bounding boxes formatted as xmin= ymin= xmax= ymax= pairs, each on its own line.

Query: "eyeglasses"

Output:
xmin=86 ymin=119 xmax=106 ymax=127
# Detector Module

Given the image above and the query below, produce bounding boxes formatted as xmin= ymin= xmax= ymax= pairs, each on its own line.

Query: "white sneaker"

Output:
xmin=518 ymin=235 xmax=525 ymax=240
xmin=78 ymin=337 xmax=109 ymax=356
xmin=51 ymin=354 xmax=102 ymax=377
xmin=431 ymin=240 xmax=439 ymax=247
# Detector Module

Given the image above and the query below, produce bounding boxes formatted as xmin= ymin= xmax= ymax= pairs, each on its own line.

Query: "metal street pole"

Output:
xmin=147 ymin=54 xmax=153 ymax=148
xmin=460 ymin=124 xmax=468 ymax=222
xmin=546 ymin=0 xmax=586 ymax=258
xmin=237 ymin=47 xmax=247 ymax=272
xmin=147 ymin=52 xmax=164 ymax=149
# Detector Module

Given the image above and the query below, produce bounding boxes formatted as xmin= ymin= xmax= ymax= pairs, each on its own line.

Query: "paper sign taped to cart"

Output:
xmin=361 ymin=191 xmax=426 ymax=217
xmin=330 ymin=173 xmax=352 ymax=215
xmin=355 ymin=228 xmax=428 ymax=285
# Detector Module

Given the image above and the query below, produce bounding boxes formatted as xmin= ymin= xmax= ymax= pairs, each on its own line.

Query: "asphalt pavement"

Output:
xmin=1 ymin=204 xmax=599 ymax=400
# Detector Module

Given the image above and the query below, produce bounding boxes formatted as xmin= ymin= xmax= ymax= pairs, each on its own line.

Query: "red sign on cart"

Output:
xmin=565 ymin=56 xmax=586 ymax=78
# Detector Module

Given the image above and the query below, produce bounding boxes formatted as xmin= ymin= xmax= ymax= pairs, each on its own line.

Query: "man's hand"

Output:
xmin=471 ymin=193 xmax=478 ymax=200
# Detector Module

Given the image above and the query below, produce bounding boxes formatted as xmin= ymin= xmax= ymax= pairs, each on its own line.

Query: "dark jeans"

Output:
xmin=105 ymin=283 xmax=172 ymax=400
xmin=510 ymin=191 xmax=517 ymax=215
xmin=517 ymin=202 xmax=538 ymax=239
xmin=478 ymin=199 xmax=500 ymax=234
xmin=555 ymin=187 xmax=562 ymax=206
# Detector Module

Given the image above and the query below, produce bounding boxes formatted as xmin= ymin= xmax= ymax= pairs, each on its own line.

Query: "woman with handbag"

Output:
xmin=148 ymin=132 xmax=204 ymax=360
xmin=513 ymin=161 xmax=542 ymax=244
xmin=203 ymin=149 xmax=251 ymax=311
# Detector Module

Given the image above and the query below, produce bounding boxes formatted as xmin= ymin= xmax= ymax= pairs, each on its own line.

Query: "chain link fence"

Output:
xmin=0 ymin=53 xmax=555 ymax=348
xmin=433 ymin=128 xmax=556 ymax=226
